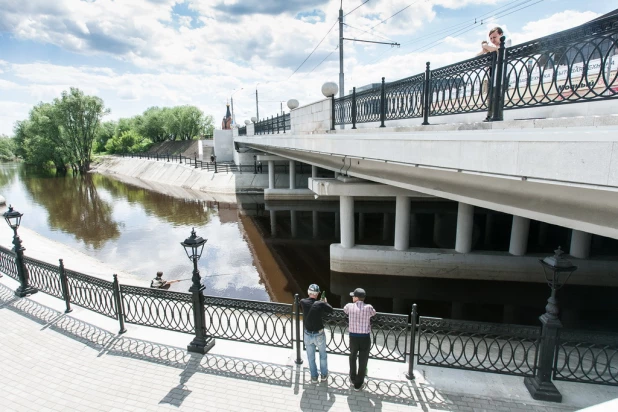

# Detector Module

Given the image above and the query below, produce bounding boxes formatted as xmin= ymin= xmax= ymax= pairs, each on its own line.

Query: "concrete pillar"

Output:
xmin=290 ymin=210 xmax=298 ymax=238
xmin=538 ymin=222 xmax=548 ymax=247
xmin=270 ymin=210 xmax=277 ymax=237
xmin=393 ymin=298 xmax=407 ymax=314
xmin=334 ymin=171 xmax=340 ymax=179
xmin=268 ymin=161 xmax=275 ymax=189
xmin=382 ymin=213 xmax=391 ymax=242
xmin=409 ymin=213 xmax=419 ymax=247
xmin=311 ymin=165 xmax=317 ymax=179
xmin=340 ymin=195 xmax=355 ymax=248
xmin=570 ymin=230 xmax=591 ymax=259
xmin=358 ymin=212 xmax=365 ymax=240
xmin=451 ymin=301 xmax=465 ymax=319
xmin=509 ymin=216 xmax=530 ymax=256
xmin=289 ymin=160 xmax=296 ymax=189
xmin=312 ymin=211 xmax=318 ymax=239
xmin=455 ymin=203 xmax=474 ymax=253
xmin=394 ymin=196 xmax=410 ymax=251
xmin=484 ymin=214 xmax=494 ymax=246
xmin=334 ymin=212 xmax=340 ymax=239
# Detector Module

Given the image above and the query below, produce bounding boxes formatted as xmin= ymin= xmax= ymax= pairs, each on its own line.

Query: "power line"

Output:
xmin=306 ymin=45 xmax=339 ymax=75
xmin=344 ymin=0 xmax=371 ymax=17
xmin=288 ymin=19 xmax=339 ymax=79
xmin=369 ymin=0 xmax=422 ymax=31
xmin=343 ymin=22 xmax=396 ymax=43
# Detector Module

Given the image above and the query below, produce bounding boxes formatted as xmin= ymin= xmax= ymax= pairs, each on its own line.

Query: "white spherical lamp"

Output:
xmin=251 ymin=116 xmax=257 ymax=123
xmin=244 ymin=120 xmax=251 ymax=125
xmin=321 ymin=82 xmax=338 ymax=98
xmin=287 ymin=99 xmax=299 ymax=110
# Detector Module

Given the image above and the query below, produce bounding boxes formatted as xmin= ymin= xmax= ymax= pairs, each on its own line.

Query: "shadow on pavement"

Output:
xmin=0 ymin=282 xmax=455 ymax=410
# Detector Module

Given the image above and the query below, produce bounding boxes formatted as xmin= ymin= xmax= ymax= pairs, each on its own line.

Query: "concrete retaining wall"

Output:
xmin=290 ymin=98 xmax=331 ymax=134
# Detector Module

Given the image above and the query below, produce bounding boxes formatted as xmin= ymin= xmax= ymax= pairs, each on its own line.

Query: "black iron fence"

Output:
xmin=254 ymin=113 xmax=291 ymax=135
xmin=2 ymin=243 xmax=617 ymax=388
xmin=119 ymin=152 xmax=314 ymax=175
xmin=238 ymin=126 xmax=247 ymax=136
xmin=335 ymin=13 xmax=618 ymax=127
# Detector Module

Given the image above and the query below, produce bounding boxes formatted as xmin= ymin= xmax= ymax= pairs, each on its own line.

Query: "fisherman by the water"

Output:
xmin=150 ymin=271 xmax=181 ymax=290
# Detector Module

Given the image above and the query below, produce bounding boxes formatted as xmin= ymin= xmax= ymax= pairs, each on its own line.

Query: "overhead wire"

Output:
xmin=288 ymin=19 xmax=339 ymax=79
xmin=344 ymin=0 xmax=371 ymax=17
xmin=343 ymin=22 xmax=396 ymax=43
xmin=306 ymin=45 xmax=339 ymax=76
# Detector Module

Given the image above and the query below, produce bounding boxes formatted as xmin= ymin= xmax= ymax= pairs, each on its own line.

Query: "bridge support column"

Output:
xmin=382 ymin=213 xmax=391 ymax=242
xmin=570 ymin=230 xmax=591 ymax=259
xmin=290 ymin=210 xmax=298 ymax=238
xmin=358 ymin=212 xmax=365 ymax=240
xmin=455 ymin=203 xmax=474 ymax=253
xmin=312 ymin=211 xmax=319 ymax=239
xmin=509 ymin=216 xmax=530 ymax=256
xmin=394 ymin=196 xmax=410 ymax=251
xmin=268 ymin=161 xmax=275 ymax=189
xmin=270 ymin=210 xmax=277 ymax=237
xmin=289 ymin=160 xmax=296 ymax=189
xmin=340 ymin=196 xmax=355 ymax=248
xmin=311 ymin=165 xmax=318 ymax=179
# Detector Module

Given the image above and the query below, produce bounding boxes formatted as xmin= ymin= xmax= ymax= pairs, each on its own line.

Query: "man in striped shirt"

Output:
xmin=343 ymin=288 xmax=376 ymax=391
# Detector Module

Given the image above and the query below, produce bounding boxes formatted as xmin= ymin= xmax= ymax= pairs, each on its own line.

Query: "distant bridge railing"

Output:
xmin=254 ymin=113 xmax=291 ymax=135
xmin=335 ymin=13 xmax=618 ymax=127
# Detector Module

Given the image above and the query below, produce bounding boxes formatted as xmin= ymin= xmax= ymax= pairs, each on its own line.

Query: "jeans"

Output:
xmin=349 ymin=335 xmax=371 ymax=389
xmin=304 ymin=330 xmax=328 ymax=379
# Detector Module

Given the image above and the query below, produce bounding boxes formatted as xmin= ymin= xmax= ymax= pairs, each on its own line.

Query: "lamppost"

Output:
xmin=524 ymin=247 xmax=577 ymax=403
xmin=3 ymin=205 xmax=38 ymax=297
xmin=181 ymin=227 xmax=215 ymax=354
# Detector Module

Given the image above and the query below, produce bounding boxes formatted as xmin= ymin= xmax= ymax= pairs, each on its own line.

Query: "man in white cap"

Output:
xmin=343 ymin=287 xmax=376 ymax=391
xmin=300 ymin=284 xmax=333 ymax=383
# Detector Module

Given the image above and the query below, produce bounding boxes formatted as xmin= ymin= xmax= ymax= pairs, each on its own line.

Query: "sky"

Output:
xmin=0 ymin=0 xmax=614 ymax=135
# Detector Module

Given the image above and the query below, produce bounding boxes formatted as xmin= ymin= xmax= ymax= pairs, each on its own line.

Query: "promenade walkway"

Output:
xmin=2 ymin=274 xmax=616 ymax=412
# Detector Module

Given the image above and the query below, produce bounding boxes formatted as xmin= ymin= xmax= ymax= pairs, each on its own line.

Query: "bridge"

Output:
xmin=228 ymin=12 xmax=618 ymax=287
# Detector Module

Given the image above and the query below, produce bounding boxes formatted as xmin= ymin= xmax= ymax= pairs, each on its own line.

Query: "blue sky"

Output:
xmin=0 ymin=0 xmax=614 ymax=135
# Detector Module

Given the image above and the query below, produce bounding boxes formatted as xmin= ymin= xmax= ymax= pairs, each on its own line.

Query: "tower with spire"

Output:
xmin=221 ymin=103 xmax=232 ymax=130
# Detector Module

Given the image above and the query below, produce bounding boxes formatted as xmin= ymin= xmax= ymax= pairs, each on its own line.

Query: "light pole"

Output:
xmin=3 ymin=205 xmax=38 ymax=297
xmin=255 ymin=83 xmax=260 ymax=122
xmin=181 ymin=227 xmax=215 ymax=354
xmin=524 ymin=247 xmax=577 ymax=403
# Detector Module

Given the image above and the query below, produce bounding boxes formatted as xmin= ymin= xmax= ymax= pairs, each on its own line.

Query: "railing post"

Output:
xmin=422 ymin=62 xmax=431 ymax=125
xmin=294 ymin=293 xmax=303 ymax=365
xmin=214 ymin=159 xmax=218 ymax=173
xmin=491 ymin=36 xmax=507 ymax=121
xmin=112 ymin=274 xmax=127 ymax=334
xmin=380 ymin=77 xmax=386 ymax=127
xmin=194 ymin=154 xmax=198 ymax=168
xmin=167 ymin=152 xmax=170 ymax=162
xmin=282 ymin=111 xmax=286 ymax=133
xmin=352 ymin=87 xmax=357 ymax=129
xmin=276 ymin=113 xmax=280 ymax=134
xmin=58 ymin=259 xmax=72 ymax=313
xmin=406 ymin=303 xmax=417 ymax=380
xmin=330 ymin=94 xmax=336 ymax=131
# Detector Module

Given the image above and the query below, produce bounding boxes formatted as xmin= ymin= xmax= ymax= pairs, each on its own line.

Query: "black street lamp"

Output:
xmin=3 ymin=205 xmax=38 ymax=297
xmin=524 ymin=247 xmax=577 ymax=403
xmin=181 ymin=227 xmax=215 ymax=354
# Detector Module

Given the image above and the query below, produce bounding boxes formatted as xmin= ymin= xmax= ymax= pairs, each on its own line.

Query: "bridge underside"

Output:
xmin=246 ymin=144 xmax=618 ymax=240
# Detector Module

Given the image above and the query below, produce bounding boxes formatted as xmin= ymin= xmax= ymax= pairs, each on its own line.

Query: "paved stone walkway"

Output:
xmin=0 ymin=282 xmax=582 ymax=412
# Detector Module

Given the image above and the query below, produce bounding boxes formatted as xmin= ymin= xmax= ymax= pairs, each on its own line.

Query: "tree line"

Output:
xmin=9 ymin=87 xmax=214 ymax=173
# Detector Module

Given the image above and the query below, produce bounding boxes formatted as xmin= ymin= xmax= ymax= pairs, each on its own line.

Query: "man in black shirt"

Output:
xmin=300 ymin=284 xmax=333 ymax=383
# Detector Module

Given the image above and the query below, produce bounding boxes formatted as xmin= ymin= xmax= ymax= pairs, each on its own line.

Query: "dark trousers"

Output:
xmin=349 ymin=335 xmax=371 ymax=389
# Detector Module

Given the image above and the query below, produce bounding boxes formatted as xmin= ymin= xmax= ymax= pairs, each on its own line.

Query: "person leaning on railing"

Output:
xmin=300 ymin=284 xmax=333 ymax=384
xmin=343 ymin=288 xmax=376 ymax=391
xmin=476 ymin=27 xmax=511 ymax=121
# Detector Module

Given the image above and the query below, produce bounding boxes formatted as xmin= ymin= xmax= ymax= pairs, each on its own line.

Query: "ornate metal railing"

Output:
xmin=64 ymin=268 xmax=117 ymax=318
xmin=417 ymin=317 xmax=540 ymax=377
xmin=254 ymin=113 xmax=291 ymax=135
xmin=238 ymin=126 xmax=247 ymax=136
xmin=204 ymin=296 xmax=293 ymax=348
xmin=316 ymin=309 xmax=410 ymax=363
xmin=23 ymin=256 xmax=63 ymax=299
xmin=553 ymin=329 xmax=618 ymax=385
xmin=121 ymin=284 xmax=194 ymax=334
xmin=334 ymin=12 xmax=618 ymax=126
xmin=0 ymin=245 xmax=18 ymax=280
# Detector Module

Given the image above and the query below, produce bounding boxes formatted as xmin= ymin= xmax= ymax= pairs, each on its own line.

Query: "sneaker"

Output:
xmin=353 ymin=383 xmax=365 ymax=392
xmin=311 ymin=377 xmax=319 ymax=384
xmin=320 ymin=374 xmax=328 ymax=382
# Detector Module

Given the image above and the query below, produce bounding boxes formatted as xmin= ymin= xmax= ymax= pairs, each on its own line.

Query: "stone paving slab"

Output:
xmin=0 ymin=280 xmax=585 ymax=412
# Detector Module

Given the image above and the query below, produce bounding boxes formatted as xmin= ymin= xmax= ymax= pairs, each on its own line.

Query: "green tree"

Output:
xmin=105 ymin=129 xmax=152 ymax=154
xmin=53 ymin=87 xmax=109 ymax=173
xmin=139 ymin=107 xmax=167 ymax=142
xmin=0 ymin=134 xmax=16 ymax=161
xmin=94 ymin=120 xmax=116 ymax=153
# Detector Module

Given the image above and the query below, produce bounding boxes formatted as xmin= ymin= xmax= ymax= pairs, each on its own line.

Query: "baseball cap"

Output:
xmin=350 ymin=288 xmax=366 ymax=298
xmin=308 ymin=284 xmax=320 ymax=293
